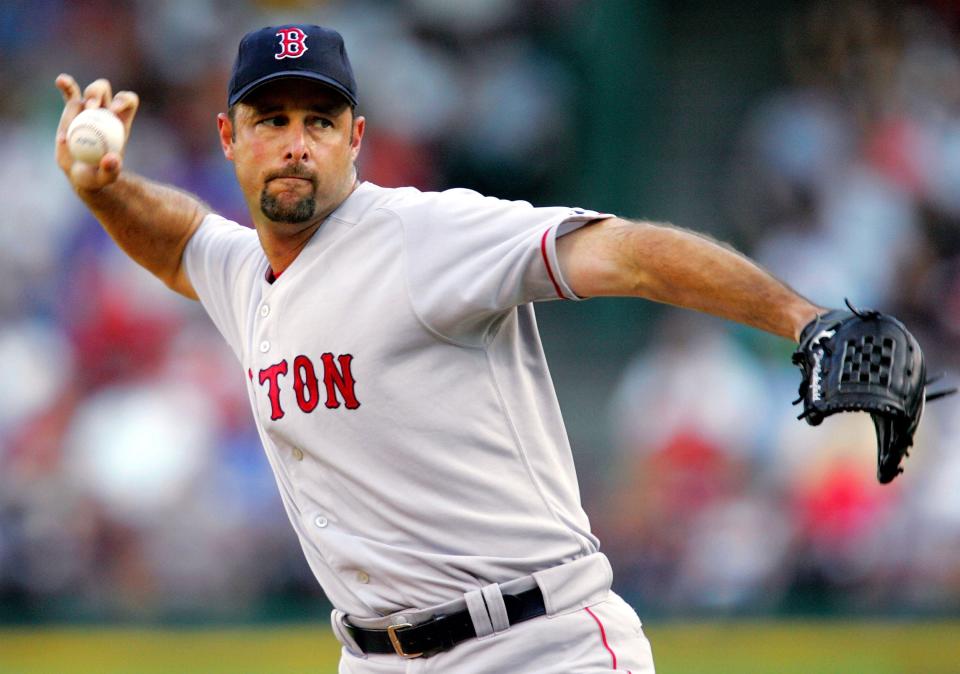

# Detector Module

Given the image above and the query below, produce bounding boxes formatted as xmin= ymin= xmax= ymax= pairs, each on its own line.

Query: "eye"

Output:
xmin=311 ymin=117 xmax=334 ymax=129
xmin=258 ymin=115 xmax=287 ymax=127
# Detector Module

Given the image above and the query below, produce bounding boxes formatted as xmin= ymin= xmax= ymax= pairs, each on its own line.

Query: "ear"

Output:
xmin=350 ymin=115 xmax=365 ymax=161
xmin=217 ymin=112 xmax=234 ymax=161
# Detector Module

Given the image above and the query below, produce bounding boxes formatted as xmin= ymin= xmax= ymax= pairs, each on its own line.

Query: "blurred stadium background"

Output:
xmin=3 ymin=0 xmax=960 ymax=671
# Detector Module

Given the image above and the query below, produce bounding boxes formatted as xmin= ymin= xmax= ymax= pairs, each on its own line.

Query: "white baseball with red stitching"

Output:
xmin=66 ymin=108 xmax=125 ymax=164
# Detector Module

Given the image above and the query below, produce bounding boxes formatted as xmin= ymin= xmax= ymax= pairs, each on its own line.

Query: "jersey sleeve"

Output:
xmin=182 ymin=213 xmax=262 ymax=360
xmin=392 ymin=189 xmax=612 ymax=344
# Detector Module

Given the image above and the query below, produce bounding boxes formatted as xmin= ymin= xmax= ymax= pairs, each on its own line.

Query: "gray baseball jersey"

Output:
xmin=183 ymin=181 xmax=610 ymax=619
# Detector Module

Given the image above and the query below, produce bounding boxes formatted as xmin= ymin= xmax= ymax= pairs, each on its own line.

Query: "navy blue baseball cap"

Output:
xmin=228 ymin=24 xmax=358 ymax=107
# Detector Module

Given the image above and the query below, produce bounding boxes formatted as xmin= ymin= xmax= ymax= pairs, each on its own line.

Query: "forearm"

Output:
xmin=76 ymin=173 xmax=208 ymax=297
xmin=559 ymin=218 xmax=822 ymax=341
xmin=626 ymin=221 xmax=820 ymax=340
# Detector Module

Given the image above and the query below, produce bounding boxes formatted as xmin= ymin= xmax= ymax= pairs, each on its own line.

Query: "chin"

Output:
xmin=260 ymin=193 xmax=317 ymax=224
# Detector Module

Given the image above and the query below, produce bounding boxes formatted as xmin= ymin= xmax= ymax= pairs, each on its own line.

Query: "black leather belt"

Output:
xmin=345 ymin=586 xmax=546 ymax=658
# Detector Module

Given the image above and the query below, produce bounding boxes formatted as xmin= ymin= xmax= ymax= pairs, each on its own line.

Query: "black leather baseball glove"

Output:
xmin=791 ymin=300 xmax=955 ymax=483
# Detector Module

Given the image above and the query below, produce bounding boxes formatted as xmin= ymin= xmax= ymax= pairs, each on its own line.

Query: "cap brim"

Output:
xmin=229 ymin=71 xmax=357 ymax=107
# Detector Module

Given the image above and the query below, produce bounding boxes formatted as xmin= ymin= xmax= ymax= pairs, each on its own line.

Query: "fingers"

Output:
xmin=55 ymin=75 xmax=134 ymax=193
xmin=55 ymin=73 xmax=81 ymax=103
xmin=82 ymin=78 xmax=113 ymax=110
xmin=57 ymin=75 xmax=116 ymax=111
xmin=109 ymin=90 xmax=140 ymax=136
xmin=55 ymin=73 xmax=85 ymax=139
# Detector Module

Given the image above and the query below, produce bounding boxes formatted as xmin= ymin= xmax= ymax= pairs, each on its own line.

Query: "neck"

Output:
xmin=256 ymin=178 xmax=359 ymax=277
xmin=258 ymin=220 xmax=322 ymax=278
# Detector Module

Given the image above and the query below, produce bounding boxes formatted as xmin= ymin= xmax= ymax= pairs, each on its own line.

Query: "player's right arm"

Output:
xmin=55 ymin=75 xmax=206 ymax=300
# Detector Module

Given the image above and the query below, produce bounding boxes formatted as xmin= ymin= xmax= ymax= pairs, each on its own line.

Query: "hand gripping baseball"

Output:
xmin=54 ymin=75 xmax=139 ymax=192
xmin=791 ymin=300 xmax=956 ymax=483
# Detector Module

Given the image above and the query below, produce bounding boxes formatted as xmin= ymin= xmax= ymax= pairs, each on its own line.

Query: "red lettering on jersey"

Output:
xmin=275 ymin=28 xmax=309 ymax=60
xmin=292 ymin=354 xmax=320 ymax=413
xmin=321 ymin=353 xmax=360 ymax=409
xmin=258 ymin=360 xmax=289 ymax=420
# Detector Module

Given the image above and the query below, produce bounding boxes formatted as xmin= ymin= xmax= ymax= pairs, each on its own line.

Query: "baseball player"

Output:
xmin=56 ymin=24 xmax=825 ymax=673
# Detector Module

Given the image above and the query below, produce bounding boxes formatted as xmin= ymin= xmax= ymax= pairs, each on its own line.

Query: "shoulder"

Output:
xmin=368 ymin=183 xmax=531 ymax=225
xmin=185 ymin=212 xmax=263 ymax=269
xmin=194 ymin=212 xmax=259 ymax=242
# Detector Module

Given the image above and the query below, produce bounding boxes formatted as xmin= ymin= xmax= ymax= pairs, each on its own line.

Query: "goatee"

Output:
xmin=260 ymin=192 xmax=316 ymax=223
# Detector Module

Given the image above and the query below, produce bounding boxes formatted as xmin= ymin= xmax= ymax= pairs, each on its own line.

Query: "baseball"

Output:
xmin=66 ymin=108 xmax=125 ymax=164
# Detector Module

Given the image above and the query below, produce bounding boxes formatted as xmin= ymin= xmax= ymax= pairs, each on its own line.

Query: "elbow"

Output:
xmin=160 ymin=256 xmax=199 ymax=300
xmin=560 ymin=217 xmax=663 ymax=298
xmin=599 ymin=219 xmax=664 ymax=298
xmin=162 ymin=209 xmax=205 ymax=299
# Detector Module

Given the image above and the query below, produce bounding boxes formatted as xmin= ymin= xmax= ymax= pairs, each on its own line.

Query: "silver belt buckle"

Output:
xmin=387 ymin=623 xmax=423 ymax=659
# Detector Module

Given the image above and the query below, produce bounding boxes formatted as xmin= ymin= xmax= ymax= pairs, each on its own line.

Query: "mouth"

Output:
xmin=269 ymin=176 xmax=313 ymax=186
xmin=265 ymin=165 xmax=318 ymax=189
xmin=266 ymin=176 xmax=317 ymax=198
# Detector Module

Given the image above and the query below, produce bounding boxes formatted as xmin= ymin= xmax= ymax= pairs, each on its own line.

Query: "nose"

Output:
xmin=284 ymin=121 xmax=310 ymax=163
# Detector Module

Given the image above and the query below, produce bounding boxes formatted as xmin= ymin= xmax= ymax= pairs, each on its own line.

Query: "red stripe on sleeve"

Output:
xmin=540 ymin=227 xmax=565 ymax=299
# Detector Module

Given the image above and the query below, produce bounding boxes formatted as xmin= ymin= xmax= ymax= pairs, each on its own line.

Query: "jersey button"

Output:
xmin=259 ymin=304 xmax=270 ymax=318
xmin=356 ymin=571 xmax=370 ymax=584
xmin=292 ymin=447 xmax=304 ymax=461
xmin=314 ymin=515 xmax=328 ymax=528
xmin=259 ymin=340 xmax=270 ymax=353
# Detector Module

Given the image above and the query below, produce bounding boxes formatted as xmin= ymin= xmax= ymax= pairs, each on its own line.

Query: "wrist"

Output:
xmin=792 ymin=303 xmax=825 ymax=342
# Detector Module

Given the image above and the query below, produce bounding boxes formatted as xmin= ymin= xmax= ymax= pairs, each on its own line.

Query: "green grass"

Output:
xmin=0 ymin=626 xmax=341 ymax=674
xmin=0 ymin=620 xmax=958 ymax=673
xmin=645 ymin=620 xmax=960 ymax=674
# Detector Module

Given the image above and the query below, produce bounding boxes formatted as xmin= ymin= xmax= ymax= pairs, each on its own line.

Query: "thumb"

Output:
xmin=98 ymin=151 xmax=121 ymax=182
xmin=68 ymin=151 xmax=123 ymax=192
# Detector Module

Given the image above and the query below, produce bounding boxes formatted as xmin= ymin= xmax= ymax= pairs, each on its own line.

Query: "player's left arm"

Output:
xmin=556 ymin=217 xmax=822 ymax=342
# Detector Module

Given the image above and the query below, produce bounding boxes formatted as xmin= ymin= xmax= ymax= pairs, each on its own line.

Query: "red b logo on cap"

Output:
xmin=275 ymin=28 xmax=308 ymax=60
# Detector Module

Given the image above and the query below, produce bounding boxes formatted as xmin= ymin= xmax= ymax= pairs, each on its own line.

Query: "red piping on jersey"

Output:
xmin=540 ymin=227 xmax=565 ymax=299
xmin=584 ymin=606 xmax=630 ymax=673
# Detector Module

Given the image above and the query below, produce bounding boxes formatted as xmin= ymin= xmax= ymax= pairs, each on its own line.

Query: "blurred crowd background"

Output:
xmin=2 ymin=0 xmax=960 ymax=625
